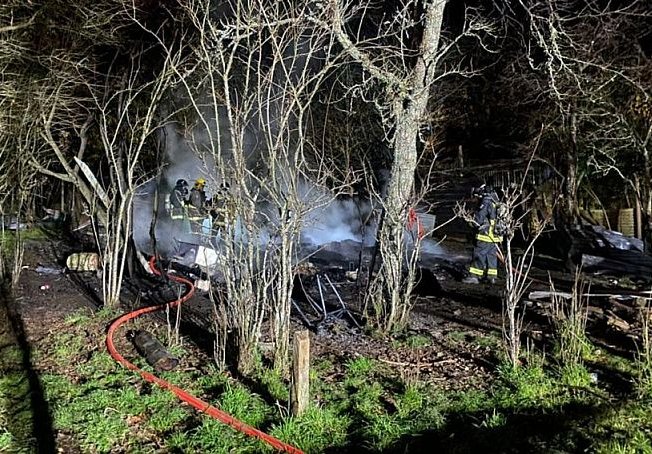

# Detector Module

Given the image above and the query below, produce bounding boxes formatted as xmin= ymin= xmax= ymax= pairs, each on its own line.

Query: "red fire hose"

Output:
xmin=106 ymin=256 xmax=304 ymax=454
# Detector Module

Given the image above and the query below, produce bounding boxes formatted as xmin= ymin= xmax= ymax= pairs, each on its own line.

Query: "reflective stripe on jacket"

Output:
xmin=476 ymin=219 xmax=502 ymax=243
xmin=475 ymin=194 xmax=502 ymax=243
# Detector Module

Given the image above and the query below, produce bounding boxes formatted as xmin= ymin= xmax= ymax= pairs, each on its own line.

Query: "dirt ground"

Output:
xmin=2 ymin=232 xmax=648 ymax=451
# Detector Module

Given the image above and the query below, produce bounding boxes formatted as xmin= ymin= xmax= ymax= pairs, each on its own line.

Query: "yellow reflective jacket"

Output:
xmin=474 ymin=195 xmax=503 ymax=243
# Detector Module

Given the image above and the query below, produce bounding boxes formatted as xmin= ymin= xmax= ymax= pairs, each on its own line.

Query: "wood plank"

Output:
xmin=291 ymin=330 xmax=310 ymax=416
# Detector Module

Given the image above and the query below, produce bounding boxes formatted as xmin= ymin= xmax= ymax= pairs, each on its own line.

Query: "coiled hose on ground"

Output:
xmin=106 ymin=256 xmax=304 ymax=454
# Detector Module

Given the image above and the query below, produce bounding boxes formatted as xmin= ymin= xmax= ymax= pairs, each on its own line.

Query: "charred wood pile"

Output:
xmin=536 ymin=224 xmax=652 ymax=283
xmin=123 ymin=240 xmax=449 ymax=341
xmin=528 ymin=290 xmax=651 ymax=349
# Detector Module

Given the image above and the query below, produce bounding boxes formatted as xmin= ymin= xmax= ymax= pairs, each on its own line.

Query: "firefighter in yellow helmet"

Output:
xmin=187 ymin=178 xmax=208 ymax=232
xmin=189 ymin=178 xmax=207 ymax=209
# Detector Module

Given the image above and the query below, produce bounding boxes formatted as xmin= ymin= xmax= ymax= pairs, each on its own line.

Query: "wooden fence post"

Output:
xmin=291 ymin=330 xmax=310 ymax=416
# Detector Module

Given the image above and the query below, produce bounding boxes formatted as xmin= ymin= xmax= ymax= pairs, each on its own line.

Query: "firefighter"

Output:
xmin=169 ymin=179 xmax=189 ymax=220
xmin=189 ymin=178 xmax=207 ymax=209
xmin=208 ymin=183 xmax=231 ymax=235
xmin=463 ymin=184 xmax=503 ymax=284
xmin=187 ymin=178 xmax=208 ymax=233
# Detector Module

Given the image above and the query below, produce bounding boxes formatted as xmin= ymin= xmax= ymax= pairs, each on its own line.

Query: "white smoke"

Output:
xmin=131 ymin=120 xmax=380 ymax=257
xmin=302 ymin=196 xmax=377 ymax=246
xmin=419 ymin=237 xmax=445 ymax=256
xmin=131 ymin=117 xmax=234 ymax=256
xmin=163 ymin=122 xmax=227 ymax=198
xmin=131 ymin=107 xmax=443 ymax=260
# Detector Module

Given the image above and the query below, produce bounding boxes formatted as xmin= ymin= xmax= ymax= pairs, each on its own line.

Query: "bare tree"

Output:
xmin=89 ymin=44 xmax=181 ymax=307
xmin=315 ymin=0 xmax=495 ymax=332
xmin=0 ymin=1 xmax=184 ymax=306
xmin=19 ymin=2 xmax=181 ymax=307
xmin=20 ymin=1 xmax=130 ymax=231
xmin=0 ymin=2 xmax=45 ymax=283
xmin=519 ymin=0 xmax=652 ymax=223
xmin=498 ymin=183 xmax=549 ymax=367
xmin=154 ymin=0 xmax=347 ymax=372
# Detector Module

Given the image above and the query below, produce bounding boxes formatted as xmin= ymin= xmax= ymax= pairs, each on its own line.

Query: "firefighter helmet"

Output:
xmin=194 ymin=178 xmax=206 ymax=189
xmin=176 ymin=179 xmax=188 ymax=188
xmin=472 ymin=184 xmax=486 ymax=197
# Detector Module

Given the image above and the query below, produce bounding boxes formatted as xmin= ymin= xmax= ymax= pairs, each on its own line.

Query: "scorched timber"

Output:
xmin=580 ymin=251 xmax=652 ymax=280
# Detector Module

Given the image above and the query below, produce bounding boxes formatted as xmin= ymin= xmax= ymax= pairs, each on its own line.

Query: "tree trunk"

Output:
xmin=374 ymin=0 xmax=445 ymax=332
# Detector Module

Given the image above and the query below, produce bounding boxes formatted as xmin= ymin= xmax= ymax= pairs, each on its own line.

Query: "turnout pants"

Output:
xmin=469 ymin=240 xmax=499 ymax=278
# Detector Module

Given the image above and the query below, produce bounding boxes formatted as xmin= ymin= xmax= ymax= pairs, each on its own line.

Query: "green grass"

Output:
xmin=313 ymin=355 xmax=447 ymax=451
xmin=270 ymin=406 xmax=350 ymax=453
xmin=405 ymin=334 xmax=431 ymax=348
xmin=53 ymin=332 xmax=86 ymax=362
xmin=219 ymin=383 xmax=271 ymax=426
xmin=474 ymin=333 xmax=502 ymax=349
xmin=24 ymin=340 xmax=652 ymax=453
xmin=146 ymin=404 xmax=188 ymax=433
xmin=344 ymin=356 xmax=380 ymax=389
xmin=45 ymin=323 xmax=277 ymax=452
xmin=634 ymin=344 xmax=652 ymax=399
xmin=559 ymin=363 xmax=593 ymax=388
xmin=257 ymin=366 xmax=289 ymax=401
xmin=447 ymin=330 xmax=468 ymax=343
xmin=392 ymin=333 xmax=432 ymax=349
xmin=0 ymin=344 xmax=23 ymax=365
xmin=0 ymin=429 xmax=16 ymax=452
xmin=0 ymin=227 xmax=49 ymax=255
xmin=352 ymin=380 xmax=384 ymax=419
xmin=345 ymin=356 xmax=376 ymax=376
xmin=445 ymin=331 xmax=502 ymax=350
xmin=0 ymin=303 xmax=35 ymax=453
xmin=194 ymin=365 xmax=230 ymax=391
xmin=493 ymin=355 xmax=559 ymax=408
xmin=167 ymin=342 xmax=188 ymax=358
xmin=592 ymin=400 xmax=652 ymax=454
xmin=0 ymin=372 xmax=34 ymax=451
xmin=480 ymin=409 xmax=507 ymax=429
xmin=75 ymin=351 xmax=131 ymax=385
xmin=41 ymin=374 xmax=84 ymax=402
xmin=51 ymin=385 xmax=132 ymax=450
xmin=448 ymin=387 xmax=489 ymax=413
xmin=395 ymin=385 xmax=424 ymax=417
xmin=5 ymin=296 xmax=652 ymax=453
xmin=63 ymin=311 xmax=93 ymax=326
